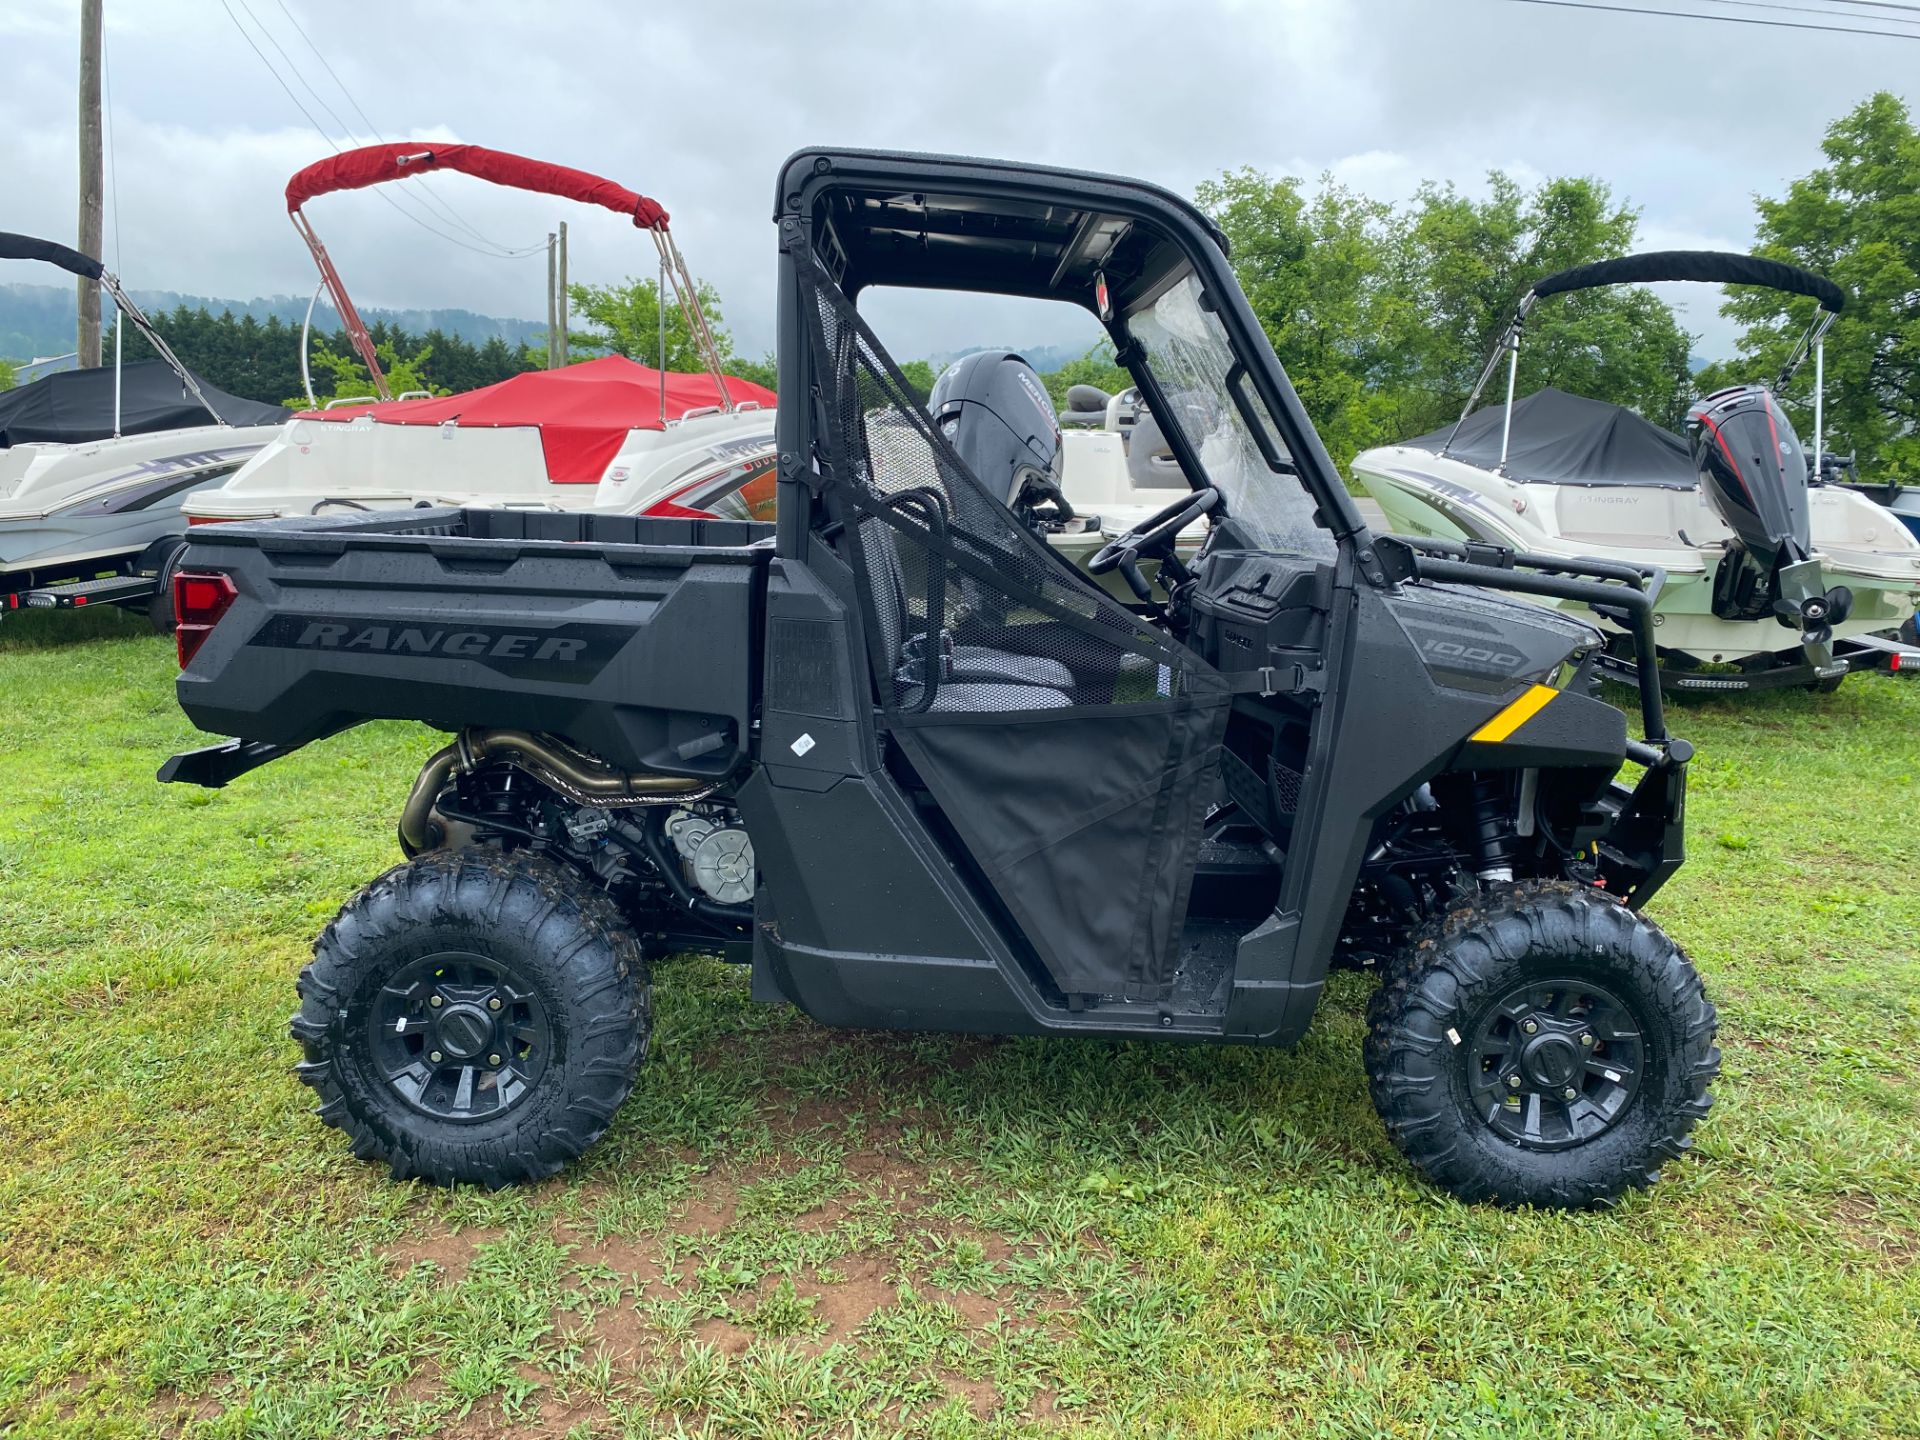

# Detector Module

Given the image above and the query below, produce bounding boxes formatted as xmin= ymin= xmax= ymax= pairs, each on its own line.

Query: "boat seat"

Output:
xmin=1126 ymin=409 xmax=1191 ymax=490
xmin=1060 ymin=383 xmax=1114 ymax=429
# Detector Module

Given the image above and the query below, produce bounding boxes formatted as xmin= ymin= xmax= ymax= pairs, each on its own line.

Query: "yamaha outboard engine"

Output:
xmin=1687 ymin=383 xmax=1851 ymax=662
xmin=929 ymin=351 xmax=1073 ymax=533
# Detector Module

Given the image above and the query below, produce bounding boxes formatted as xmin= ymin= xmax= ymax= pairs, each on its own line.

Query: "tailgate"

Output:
xmin=175 ymin=508 xmax=770 ymax=778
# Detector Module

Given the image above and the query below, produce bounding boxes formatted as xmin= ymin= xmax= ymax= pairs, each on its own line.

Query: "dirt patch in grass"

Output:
xmin=147 ymin=1386 xmax=225 ymax=1435
xmin=691 ymin=1314 xmax=756 ymax=1355
xmin=943 ymin=1372 xmax=1001 ymax=1417
xmin=808 ymin=1253 xmax=894 ymax=1335
xmin=381 ymin=1222 xmax=505 ymax=1284
xmin=1832 ymin=1194 xmax=1920 ymax=1261
xmin=674 ymin=1174 xmax=740 ymax=1234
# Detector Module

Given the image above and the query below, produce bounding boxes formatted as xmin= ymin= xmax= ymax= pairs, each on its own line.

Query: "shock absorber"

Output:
xmin=1467 ymin=773 xmax=1519 ymax=884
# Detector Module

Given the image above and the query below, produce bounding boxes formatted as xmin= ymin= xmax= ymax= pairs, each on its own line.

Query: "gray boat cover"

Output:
xmin=0 ymin=361 xmax=290 ymax=447
xmin=1405 ymin=387 xmax=1697 ymax=489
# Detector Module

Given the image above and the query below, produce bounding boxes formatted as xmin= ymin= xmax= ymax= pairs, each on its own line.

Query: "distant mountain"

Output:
xmin=0 ymin=281 xmax=548 ymax=362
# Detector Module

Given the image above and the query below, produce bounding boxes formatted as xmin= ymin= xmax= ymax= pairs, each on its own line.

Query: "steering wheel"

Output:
xmin=1087 ymin=487 xmax=1221 ymax=578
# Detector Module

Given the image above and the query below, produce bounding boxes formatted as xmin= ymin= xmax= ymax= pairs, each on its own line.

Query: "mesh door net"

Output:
xmin=795 ymin=250 xmax=1230 ymax=1000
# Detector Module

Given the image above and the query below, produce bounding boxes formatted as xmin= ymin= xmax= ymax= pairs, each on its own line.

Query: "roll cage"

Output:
xmin=766 ymin=149 xmax=1383 ymax=582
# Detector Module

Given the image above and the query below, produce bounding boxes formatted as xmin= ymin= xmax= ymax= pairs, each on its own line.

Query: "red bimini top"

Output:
xmin=301 ymin=356 xmax=775 ymax=483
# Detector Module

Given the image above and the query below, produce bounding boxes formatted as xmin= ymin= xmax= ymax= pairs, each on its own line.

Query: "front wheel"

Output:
xmin=1364 ymin=881 xmax=1717 ymax=1208
xmin=291 ymin=848 xmax=648 ymax=1186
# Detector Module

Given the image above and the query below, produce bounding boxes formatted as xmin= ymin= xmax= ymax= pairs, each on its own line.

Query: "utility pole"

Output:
xmin=545 ymin=231 xmax=558 ymax=368
xmin=557 ymin=221 xmax=568 ymax=366
xmin=77 ymin=0 xmax=104 ymax=368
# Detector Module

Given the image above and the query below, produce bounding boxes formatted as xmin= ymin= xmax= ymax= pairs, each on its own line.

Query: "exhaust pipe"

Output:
xmin=400 ymin=728 xmax=714 ymax=853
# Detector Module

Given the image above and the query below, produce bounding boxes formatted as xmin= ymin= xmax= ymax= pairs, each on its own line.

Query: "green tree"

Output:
xmin=0 ymin=356 xmax=15 ymax=392
xmin=1039 ymin=344 xmax=1132 ymax=411
xmin=1698 ymin=91 xmax=1920 ymax=480
xmin=1198 ymin=169 xmax=1408 ymax=471
xmin=896 ymin=358 xmax=938 ymax=403
xmin=1396 ymin=173 xmax=1694 ymax=436
xmin=290 ymin=340 xmax=445 ymax=409
xmin=1197 ymin=168 xmax=1695 ymax=474
xmin=729 ymin=352 xmax=778 ymax=392
xmin=566 ymin=276 xmax=743 ymax=374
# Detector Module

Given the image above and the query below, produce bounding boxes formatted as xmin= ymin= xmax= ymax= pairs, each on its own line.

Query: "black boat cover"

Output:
xmin=1405 ymin=387 xmax=1697 ymax=489
xmin=0 ymin=361 xmax=290 ymax=448
xmin=1530 ymin=250 xmax=1844 ymax=313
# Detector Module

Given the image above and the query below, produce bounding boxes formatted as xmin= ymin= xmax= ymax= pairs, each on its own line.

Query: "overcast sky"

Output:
xmin=3 ymin=0 xmax=1914 ymax=366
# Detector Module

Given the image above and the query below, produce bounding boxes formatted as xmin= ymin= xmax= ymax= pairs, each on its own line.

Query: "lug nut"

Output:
xmin=1580 ymin=1033 xmax=1594 ymax=1047
xmin=429 ymin=995 xmax=443 ymax=1008
xmin=487 ymin=998 xmax=502 ymax=1011
xmin=488 ymin=1053 xmax=502 ymax=1066
xmin=1522 ymin=1020 xmax=1539 ymax=1035
xmin=429 ymin=1050 xmax=443 ymax=1063
xmin=1563 ymin=1087 xmax=1578 ymax=1101
xmin=1508 ymin=1074 xmax=1522 ymax=1089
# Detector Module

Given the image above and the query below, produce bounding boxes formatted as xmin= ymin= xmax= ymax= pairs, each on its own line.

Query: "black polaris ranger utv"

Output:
xmin=161 ymin=150 xmax=1716 ymax=1208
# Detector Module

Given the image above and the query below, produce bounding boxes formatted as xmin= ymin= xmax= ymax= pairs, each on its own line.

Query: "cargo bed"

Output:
xmin=172 ymin=507 xmax=774 ymax=778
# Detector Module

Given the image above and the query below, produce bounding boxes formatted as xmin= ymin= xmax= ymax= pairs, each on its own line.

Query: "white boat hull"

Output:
xmin=0 ymin=425 xmax=278 ymax=587
xmin=1353 ymin=445 xmax=1920 ymax=664
xmin=186 ymin=408 xmax=778 ymax=523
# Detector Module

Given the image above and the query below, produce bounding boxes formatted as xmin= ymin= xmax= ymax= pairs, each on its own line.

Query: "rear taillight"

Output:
xmin=173 ymin=571 xmax=238 ymax=668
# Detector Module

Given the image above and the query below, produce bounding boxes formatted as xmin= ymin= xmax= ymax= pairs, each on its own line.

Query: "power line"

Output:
xmin=1499 ymin=0 xmax=1920 ymax=37
xmin=230 ymin=0 xmax=540 ymax=257
xmin=1689 ymin=0 xmax=1920 ymax=24
xmin=219 ymin=0 xmax=545 ymax=259
xmin=266 ymin=0 xmax=513 ymax=251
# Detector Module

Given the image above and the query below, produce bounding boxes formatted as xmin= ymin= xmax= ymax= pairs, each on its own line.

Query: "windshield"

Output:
xmin=1125 ymin=270 xmax=1333 ymax=558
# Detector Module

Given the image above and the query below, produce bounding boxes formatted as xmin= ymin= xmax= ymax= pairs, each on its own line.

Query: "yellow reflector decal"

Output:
xmin=1470 ymin=684 xmax=1558 ymax=743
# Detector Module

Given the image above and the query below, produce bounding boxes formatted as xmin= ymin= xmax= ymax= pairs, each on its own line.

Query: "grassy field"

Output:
xmin=2 ymin=605 xmax=1917 ymax=1440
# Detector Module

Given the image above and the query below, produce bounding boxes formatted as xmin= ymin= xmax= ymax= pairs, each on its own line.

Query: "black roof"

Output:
xmin=1405 ymin=387 xmax=1697 ymax=489
xmin=0 ymin=360 xmax=290 ymax=448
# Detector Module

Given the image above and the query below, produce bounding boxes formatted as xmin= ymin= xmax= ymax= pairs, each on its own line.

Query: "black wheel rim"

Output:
xmin=1463 ymin=976 xmax=1644 ymax=1151
xmin=368 ymin=951 xmax=551 ymax=1122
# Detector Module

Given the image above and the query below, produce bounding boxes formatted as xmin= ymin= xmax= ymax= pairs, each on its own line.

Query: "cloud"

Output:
xmin=0 ymin=0 xmax=1911 ymax=369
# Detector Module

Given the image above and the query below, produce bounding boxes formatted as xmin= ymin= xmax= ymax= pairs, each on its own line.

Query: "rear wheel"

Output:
xmin=291 ymin=848 xmax=648 ymax=1187
xmin=1365 ymin=880 xmax=1717 ymax=1208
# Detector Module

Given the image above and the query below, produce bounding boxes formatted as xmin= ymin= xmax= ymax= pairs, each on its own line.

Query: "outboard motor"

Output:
xmin=929 ymin=351 xmax=1074 ymax=533
xmin=1687 ymin=383 xmax=1852 ymax=663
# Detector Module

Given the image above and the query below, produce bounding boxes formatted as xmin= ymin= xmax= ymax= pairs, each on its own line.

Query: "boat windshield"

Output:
xmin=1124 ymin=269 xmax=1333 ymax=558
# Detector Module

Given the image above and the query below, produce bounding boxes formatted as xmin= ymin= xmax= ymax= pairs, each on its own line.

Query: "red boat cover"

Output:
xmin=302 ymin=356 xmax=776 ymax=483
xmin=286 ymin=142 xmax=669 ymax=228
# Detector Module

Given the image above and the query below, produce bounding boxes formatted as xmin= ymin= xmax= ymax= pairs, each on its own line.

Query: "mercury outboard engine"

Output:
xmin=1687 ymin=383 xmax=1852 ymax=663
xmin=929 ymin=351 xmax=1074 ymax=534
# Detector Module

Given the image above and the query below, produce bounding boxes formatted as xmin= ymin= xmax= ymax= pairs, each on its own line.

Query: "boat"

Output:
xmin=189 ymin=356 xmax=774 ymax=522
xmin=1 ymin=232 xmax=288 ymax=616
xmin=1351 ymin=251 xmax=1920 ymax=691
xmin=185 ymin=142 xmax=773 ymax=524
xmin=615 ymin=353 xmax=1206 ymax=599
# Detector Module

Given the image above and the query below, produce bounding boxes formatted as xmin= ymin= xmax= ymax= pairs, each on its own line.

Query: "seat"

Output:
xmin=897 ymin=681 xmax=1071 ymax=712
xmin=1060 ymin=382 xmax=1113 ymax=429
xmin=1126 ymin=409 xmax=1191 ymax=490
xmin=859 ymin=522 xmax=1075 ymax=703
